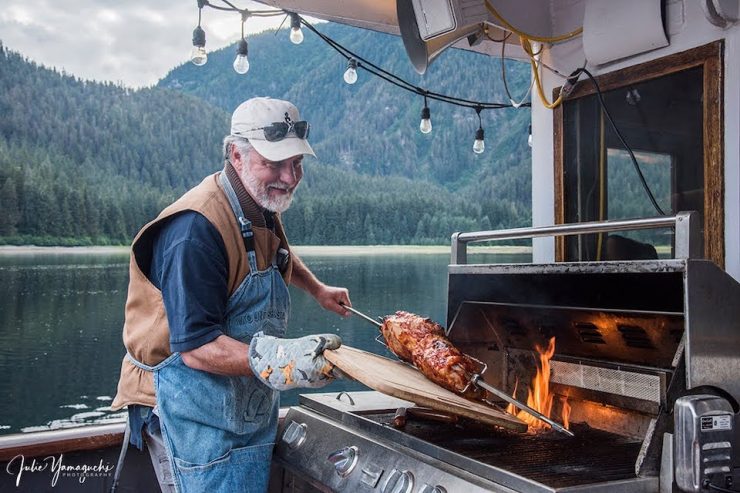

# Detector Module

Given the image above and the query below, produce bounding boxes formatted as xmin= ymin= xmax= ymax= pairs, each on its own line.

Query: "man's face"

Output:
xmin=239 ymin=148 xmax=304 ymax=213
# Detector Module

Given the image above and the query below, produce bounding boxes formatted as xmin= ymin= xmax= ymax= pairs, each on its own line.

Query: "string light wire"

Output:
xmin=192 ymin=0 xmax=664 ymax=206
xmin=500 ymin=34 xmax=534 ymax=108
xmin=300 ymin=18 xmax=513 ymax=110
xmin=195 ymin=1 xmax=525 ymax=112
xmin=573 ymin=68 xmax=666 ymax=216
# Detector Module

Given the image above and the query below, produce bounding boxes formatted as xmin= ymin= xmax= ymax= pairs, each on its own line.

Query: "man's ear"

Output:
xmin=229 ymin=144 xmax=244 ymax=173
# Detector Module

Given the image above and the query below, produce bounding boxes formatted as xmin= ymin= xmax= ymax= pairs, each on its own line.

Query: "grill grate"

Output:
xmin=362 ymin=412 xmax=642 ymax=488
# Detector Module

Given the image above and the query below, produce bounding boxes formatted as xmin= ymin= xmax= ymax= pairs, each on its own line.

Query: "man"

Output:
xmin=111 ymin=97 xmax=351 ymax=493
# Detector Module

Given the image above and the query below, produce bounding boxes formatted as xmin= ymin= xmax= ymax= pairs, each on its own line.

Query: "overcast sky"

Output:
xmin=0 ymin=0 xmax=301 ymax=88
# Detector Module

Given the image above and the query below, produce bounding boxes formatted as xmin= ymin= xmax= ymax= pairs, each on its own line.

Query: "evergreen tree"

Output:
xmin=0 ymin=178 xmax=20 ymax=235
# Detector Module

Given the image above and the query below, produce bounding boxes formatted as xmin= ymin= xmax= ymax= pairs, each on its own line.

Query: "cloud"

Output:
xmin=0 ymin=0 xmax=294 ymax=87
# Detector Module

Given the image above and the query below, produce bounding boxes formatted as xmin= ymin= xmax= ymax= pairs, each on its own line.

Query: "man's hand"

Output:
xmin=315 ymin=284 xmax=352 ymax=317
xmin=248 ymin=333 xmax=342 ymax=391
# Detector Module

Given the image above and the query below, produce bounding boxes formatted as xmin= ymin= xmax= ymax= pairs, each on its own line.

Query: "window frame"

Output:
xmin=553 ymin=41 xmax=724 ymax=267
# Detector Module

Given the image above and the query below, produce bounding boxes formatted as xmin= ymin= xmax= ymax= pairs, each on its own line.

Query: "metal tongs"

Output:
xmin=342 ymin=304 xmax=574 ymax=437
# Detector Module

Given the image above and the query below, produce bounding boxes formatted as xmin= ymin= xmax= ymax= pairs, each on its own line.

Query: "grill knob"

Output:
xmin=419 ymin=485 xmax=447 ymax=493
xmin=383 ymin=469 xmax=414 ymax=493
xmin=281 ymin=421 xmax=307 ymax=449
xmin=327 ymin=446 xmax=359 ymax=477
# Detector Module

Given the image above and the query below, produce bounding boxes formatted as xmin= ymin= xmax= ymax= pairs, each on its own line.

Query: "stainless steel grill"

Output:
xmin=360 ymin=412 xmax=642 ymax=488
xmin=273 ymin=213 xmax=740 ymax=493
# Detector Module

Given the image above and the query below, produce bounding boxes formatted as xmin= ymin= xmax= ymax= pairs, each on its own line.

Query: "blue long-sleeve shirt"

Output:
xmin=148 ymin=211 xmax=228 ymax=352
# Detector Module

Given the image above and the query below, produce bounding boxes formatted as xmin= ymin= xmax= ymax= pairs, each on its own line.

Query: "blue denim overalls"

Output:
xmin=127 ymin=172 xmax=289 ymax=492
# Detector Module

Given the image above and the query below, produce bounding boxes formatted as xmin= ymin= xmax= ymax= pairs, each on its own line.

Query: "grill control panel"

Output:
xmin=274 ymin=407 xmax=505 ymax=493
xmin=674 ymin=394 xmax=736 ymax=492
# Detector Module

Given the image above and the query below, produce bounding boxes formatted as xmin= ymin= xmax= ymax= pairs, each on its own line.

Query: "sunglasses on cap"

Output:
xmin=238 ymin=120 xmax=310 ymax=142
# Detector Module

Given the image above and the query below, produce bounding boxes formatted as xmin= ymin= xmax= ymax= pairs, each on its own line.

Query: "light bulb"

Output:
xmin=190 ymin=25 xmax=207 ymax=66
xmin=343 ymin=59 xmax=358 ymax=84
xmin=233 ymin=54 xmax=249 ymax=74
xmin=190 ymin=46 xmax=207 ymax=66
xmin=289 ymin=13 xmax=304 ymax=44
xmin=527 ymin=124 xmax=533 ymax=147
xmin=290 ymin=27 xmax=304 ymax=44
xmin=419 ymin=106 xmax=432 ymax=134
xmin=233 ymin=39 xmax=249 ymax=75
xmin=473 ymin=128 xmax=485 ymax=154
xmin=343 ymin=67 xmax=357 ymax=84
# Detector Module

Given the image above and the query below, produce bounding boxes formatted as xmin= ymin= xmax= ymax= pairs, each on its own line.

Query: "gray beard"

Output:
xmin=240 ymin=169 xmax=296 ymax=213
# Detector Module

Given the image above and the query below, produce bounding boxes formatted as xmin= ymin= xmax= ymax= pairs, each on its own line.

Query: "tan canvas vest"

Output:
xmin=111 ymin=172 xmax=293 ymax=410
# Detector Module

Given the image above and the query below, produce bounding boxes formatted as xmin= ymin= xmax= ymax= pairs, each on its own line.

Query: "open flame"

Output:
xmin=506 ymin=337 xmax=570 ymax=432
xmin=561 ymin=395 xmax=571 ymax=429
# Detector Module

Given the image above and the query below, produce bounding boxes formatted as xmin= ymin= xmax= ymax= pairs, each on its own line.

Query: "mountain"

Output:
xmin=0 ymin=24 xmax=533 ymax=246
xmin=160 ymin=23 xmax=533 ymax=196
xmin=0 ymin=43 xmax=229 ymax=244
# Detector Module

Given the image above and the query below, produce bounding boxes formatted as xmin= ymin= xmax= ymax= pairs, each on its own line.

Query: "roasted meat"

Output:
xmin=381 ymin=311 xmax=484 ymax=399
xmin=380 ymin=310 xmax=444 ymax=363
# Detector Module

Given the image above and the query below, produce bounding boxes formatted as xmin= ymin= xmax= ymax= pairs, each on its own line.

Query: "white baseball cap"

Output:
xmin=230 ymin=97 xmax=315 ymax=161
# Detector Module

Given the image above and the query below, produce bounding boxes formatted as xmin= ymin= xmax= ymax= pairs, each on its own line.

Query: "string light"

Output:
xmin=189 ymin=2 xmax=533 ymax=152
xmin=473 ymin=107 xmax=485 ymax=154
xmin=419 ymin=95 xmax=432 ymax=134
xmin=233 ymin=11 xmax=250 ymax=74
xmin=234 ymin=39 xmax=249 ymax=74
xmin=343 ymin=58 xmax=358 ymax=84
xmin=190 ymin=1 xmax=208 ymax=66
xmin=289 ymin=13 xmax=304 ymax=44
xmin=528 ymin=124 xmax=533 ymax=147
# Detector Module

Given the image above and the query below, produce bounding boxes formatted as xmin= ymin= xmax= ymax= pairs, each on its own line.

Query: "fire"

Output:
xmin=561 ymin=396 xmax=571 ymax=429
xmin=506 ymin=337 xmax=570 ymax=432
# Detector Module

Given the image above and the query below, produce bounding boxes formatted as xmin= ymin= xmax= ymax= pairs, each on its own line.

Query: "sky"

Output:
xmin=0 ymin=0 xmax=303 ymax=88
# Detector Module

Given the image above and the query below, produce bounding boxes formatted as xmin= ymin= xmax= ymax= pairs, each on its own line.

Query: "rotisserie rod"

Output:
xmin=343 ymin=304 xmax=382 ymax=328
xmin=466 ymin=373 xmax=573 ymax=436
xmin=343 ymin=304 xmax=573 ymax=436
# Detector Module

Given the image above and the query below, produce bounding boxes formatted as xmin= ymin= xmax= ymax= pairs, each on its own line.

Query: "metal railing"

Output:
xmin=451 ymin=211 xmax=699 ymax=264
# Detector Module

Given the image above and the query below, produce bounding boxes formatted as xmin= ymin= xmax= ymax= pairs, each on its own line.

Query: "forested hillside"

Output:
xmin=0 ymin=44 xmax=228 ymax=244
xmin=0 ymin=23 xmax=533 ymax=246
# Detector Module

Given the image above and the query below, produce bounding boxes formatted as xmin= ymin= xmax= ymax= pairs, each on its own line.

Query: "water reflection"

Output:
xmin=0 ymin=249 xmax=530 ymax=434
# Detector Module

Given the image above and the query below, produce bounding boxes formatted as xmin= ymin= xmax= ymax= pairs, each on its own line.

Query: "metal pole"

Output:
xmin=471 ymin=374 xmax=574 ymax=437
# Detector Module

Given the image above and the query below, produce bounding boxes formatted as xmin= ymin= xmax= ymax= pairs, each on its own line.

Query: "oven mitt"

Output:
xmin=248 ymin=332 xmax=343 ymax=391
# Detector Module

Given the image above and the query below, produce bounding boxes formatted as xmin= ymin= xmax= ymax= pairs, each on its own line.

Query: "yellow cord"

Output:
xmin=596 ymin=110 xmax=606 ymax=260
xmin=481 ymin=1 xmax=582 ymax=109
xmin=484 ymin=0 xmax=583 ymax=43
xmin=483 ymin=0 xmax=582 ymax=109
xmin=522 ymin=38 xmax=563 ymax=109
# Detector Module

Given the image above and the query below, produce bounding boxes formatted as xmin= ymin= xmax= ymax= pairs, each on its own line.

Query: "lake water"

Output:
xmin=0 ymin=248 xmax=530 ymax=435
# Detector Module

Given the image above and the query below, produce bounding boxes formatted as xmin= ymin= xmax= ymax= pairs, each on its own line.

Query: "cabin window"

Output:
xmin=554 ymin=42 xmax=723 ymax=266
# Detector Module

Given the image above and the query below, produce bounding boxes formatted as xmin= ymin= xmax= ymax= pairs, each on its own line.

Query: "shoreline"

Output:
xmin=0 ymin=244 xmax=532 ymax=256
xmin=0 ymin=245 xmax=131 ymax=255
xmin=293 ymin=245 xmax=532 ymax=256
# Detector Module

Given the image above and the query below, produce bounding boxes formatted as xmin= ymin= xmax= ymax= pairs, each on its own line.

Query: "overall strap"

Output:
xmin=219 ymin=172 xmax=258 ymax=272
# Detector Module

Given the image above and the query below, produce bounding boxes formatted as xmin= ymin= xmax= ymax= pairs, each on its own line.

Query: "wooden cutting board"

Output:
xmin=324 ymin=345 xmax=527 ymax=432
